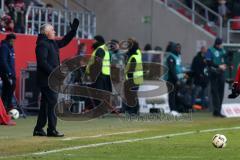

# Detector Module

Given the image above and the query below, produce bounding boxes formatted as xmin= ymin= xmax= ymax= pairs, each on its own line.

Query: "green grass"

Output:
xmin=0 ymin=112 xmax=240 ymax=160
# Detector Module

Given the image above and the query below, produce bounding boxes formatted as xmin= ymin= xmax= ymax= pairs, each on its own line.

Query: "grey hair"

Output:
xmin=40 ymin=24 xmax=52 ymax=34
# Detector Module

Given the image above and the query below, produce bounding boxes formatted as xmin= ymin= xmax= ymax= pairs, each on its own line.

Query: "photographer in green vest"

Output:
xmin=205 ymin=38 xmax=226 ymax=118
xmin=123 ymin=38 xmax=143 ymax=114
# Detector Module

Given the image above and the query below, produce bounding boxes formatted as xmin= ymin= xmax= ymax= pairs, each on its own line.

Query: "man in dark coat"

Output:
xmin=205 ymin=38 xmax=226 ymax=117
xmin=0 ymin=33 xmax=16 ymax=111
xmin=33 ymin=19 xmax=79 ymax=137
xmin=191 ymin=46 xmax=209 ymax=108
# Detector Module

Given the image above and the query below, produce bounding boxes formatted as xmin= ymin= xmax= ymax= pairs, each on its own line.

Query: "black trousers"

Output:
xmin=35 ymin=86 xmax=58 ymax=131
xmin=167 ymin=82 xmax=178 ymax=111
xmin=210 ymin=73 xmax=225 ymax=115
xmin=92 ymin=74 xmax=112 ymax=107
xmin=94 ymin=74 xmax=112 ymax=92
xmin=0 ymin=74 xmax=16 ymax=111
xmin=123 ymin=82 xmax=140 ymax=114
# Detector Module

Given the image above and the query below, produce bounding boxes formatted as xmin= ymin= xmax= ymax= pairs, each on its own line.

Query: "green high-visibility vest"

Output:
xmin=136 ymin=49 xmax=142 ymax=58
xmin=125 ymin=49 xmax=144 ymax=85
xmin=163 ymin=52 xmax=183 ymax=80
xmin=209 ymin=47 xmax=226 ymax=65
xmin=86 ymin=44 xmax=110 ymax=75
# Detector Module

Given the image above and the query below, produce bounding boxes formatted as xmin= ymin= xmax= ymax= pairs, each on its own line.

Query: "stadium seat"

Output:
xmin=177 ymin=8 xmax=186 ymax=16
xmin=231 ymin=16 xmax=240 ymax=30
xmin=176 ymin=7 xmax=192 ymax=20
xmin=203 ymin=24 xmax=217 ymax=36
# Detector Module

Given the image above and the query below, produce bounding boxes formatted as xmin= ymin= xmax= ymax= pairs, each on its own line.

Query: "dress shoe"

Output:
xmin=33 ymin=129 xmax=47 ymax=136
xmin=47 ymin=130 xmax=64 ymax=137
xmin=218 ymin=114 xmax=226 ymax=118
xmin=228 ymin=92 xmax=239 ymax=99
xmin=213 ymin=113 xmax=226 ymax=118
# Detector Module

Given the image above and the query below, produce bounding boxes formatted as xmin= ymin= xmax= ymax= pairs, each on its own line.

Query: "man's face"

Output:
xmin=200 ymin=46 xmax=207 ymax=53
xmin=9 ymin=39 xmax=15 ymax=47
xmin=9 ymin=21 xmax=14 ymax=29
xmin=127 ymin=39 xmax=135 ymax=50
xmin=82 ymin=46 xmax=86 ymax=52
xmin=110 ymin=41 xmax=119 ymax=52
xmin=176 ymin=45 xmax=181 ymax=53
xmin=46 ymin=25 xmax=56 ymax=40
xmin=216 ymin=44 xmax=222 ymax=49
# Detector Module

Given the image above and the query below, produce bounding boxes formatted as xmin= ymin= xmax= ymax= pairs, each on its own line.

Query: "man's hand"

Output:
xmin=184 ymin=73 xmax=189 ymax=79
xmin=6 ymin=73 xmax=15 ymax=86
xmin=8 ymin=78 xmax=13 ymax=86
xmin=6 ymin=75 xmax=13 ymax=86
xmin=176 ymin=80 xmax=181 ymax=87
xmin=70 ymin=18 xmax=79 ymax=31
xmin=219 ymin=64 xmax=227 ymax=71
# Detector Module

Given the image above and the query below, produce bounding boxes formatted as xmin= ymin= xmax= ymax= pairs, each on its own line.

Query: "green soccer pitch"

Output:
xmin=0 ymin=112 xmax=240 ymax=160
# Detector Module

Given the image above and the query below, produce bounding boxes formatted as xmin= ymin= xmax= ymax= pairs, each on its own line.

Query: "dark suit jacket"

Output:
xmin=35 ymin=30 xmax=76 ymax=87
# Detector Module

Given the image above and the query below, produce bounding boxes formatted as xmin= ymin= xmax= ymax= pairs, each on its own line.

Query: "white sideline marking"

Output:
xmin=1 ymin=126 xmax=240 ymax=159
xmin=34 ymin=131 xmax=195 ymax=155
xmin=61 ymin=130 xmax=144 ymax=141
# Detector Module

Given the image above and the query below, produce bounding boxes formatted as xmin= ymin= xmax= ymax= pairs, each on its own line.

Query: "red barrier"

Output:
xmin=0 ymin=33 xmax=93 ymax=99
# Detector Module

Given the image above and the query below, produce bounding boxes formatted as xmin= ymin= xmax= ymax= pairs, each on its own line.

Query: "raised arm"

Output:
xmin=56 ymin=18 xmax=79 ymax=48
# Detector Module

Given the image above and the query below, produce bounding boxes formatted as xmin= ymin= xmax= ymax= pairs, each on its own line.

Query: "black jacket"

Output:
xmin=0 ymin=40 xmax=16 ymax=78
xmin=166 ymin=51 xmax=180 ymax=83
xmin=35 ymin=30 xmax=76 ymax=87
xmin=191 ymin=52 xmax=208 ymax=87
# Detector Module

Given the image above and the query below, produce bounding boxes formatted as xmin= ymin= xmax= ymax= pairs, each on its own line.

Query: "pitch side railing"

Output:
xmin=25 ymin=6 xmax=96 ymax=38
xmin=159 ymin=0 xmax=223 ymax=38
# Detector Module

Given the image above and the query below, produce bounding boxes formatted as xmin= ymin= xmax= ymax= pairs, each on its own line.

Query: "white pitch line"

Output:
xmin=61 ymin=130 xmax=145 ymax=141
xmin=200 ymin=126 xmax=240 ymax=133
xmin=1 ymin=126 xmax=240 ymax=159
xmin=0 ymin=136 xmax=9 ymax=140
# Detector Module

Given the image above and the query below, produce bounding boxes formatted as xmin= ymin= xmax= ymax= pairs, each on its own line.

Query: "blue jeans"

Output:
xmin=192 ymin=85 xmax=208 ymax=108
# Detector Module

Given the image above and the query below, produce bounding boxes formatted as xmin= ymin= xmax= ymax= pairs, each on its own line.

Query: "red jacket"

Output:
xmin=0 ymin=98 xmax=11 ymax=125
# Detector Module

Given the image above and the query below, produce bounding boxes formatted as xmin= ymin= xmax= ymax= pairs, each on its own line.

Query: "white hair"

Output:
xmin=40 ymin=24 xmax=53 ymax=34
